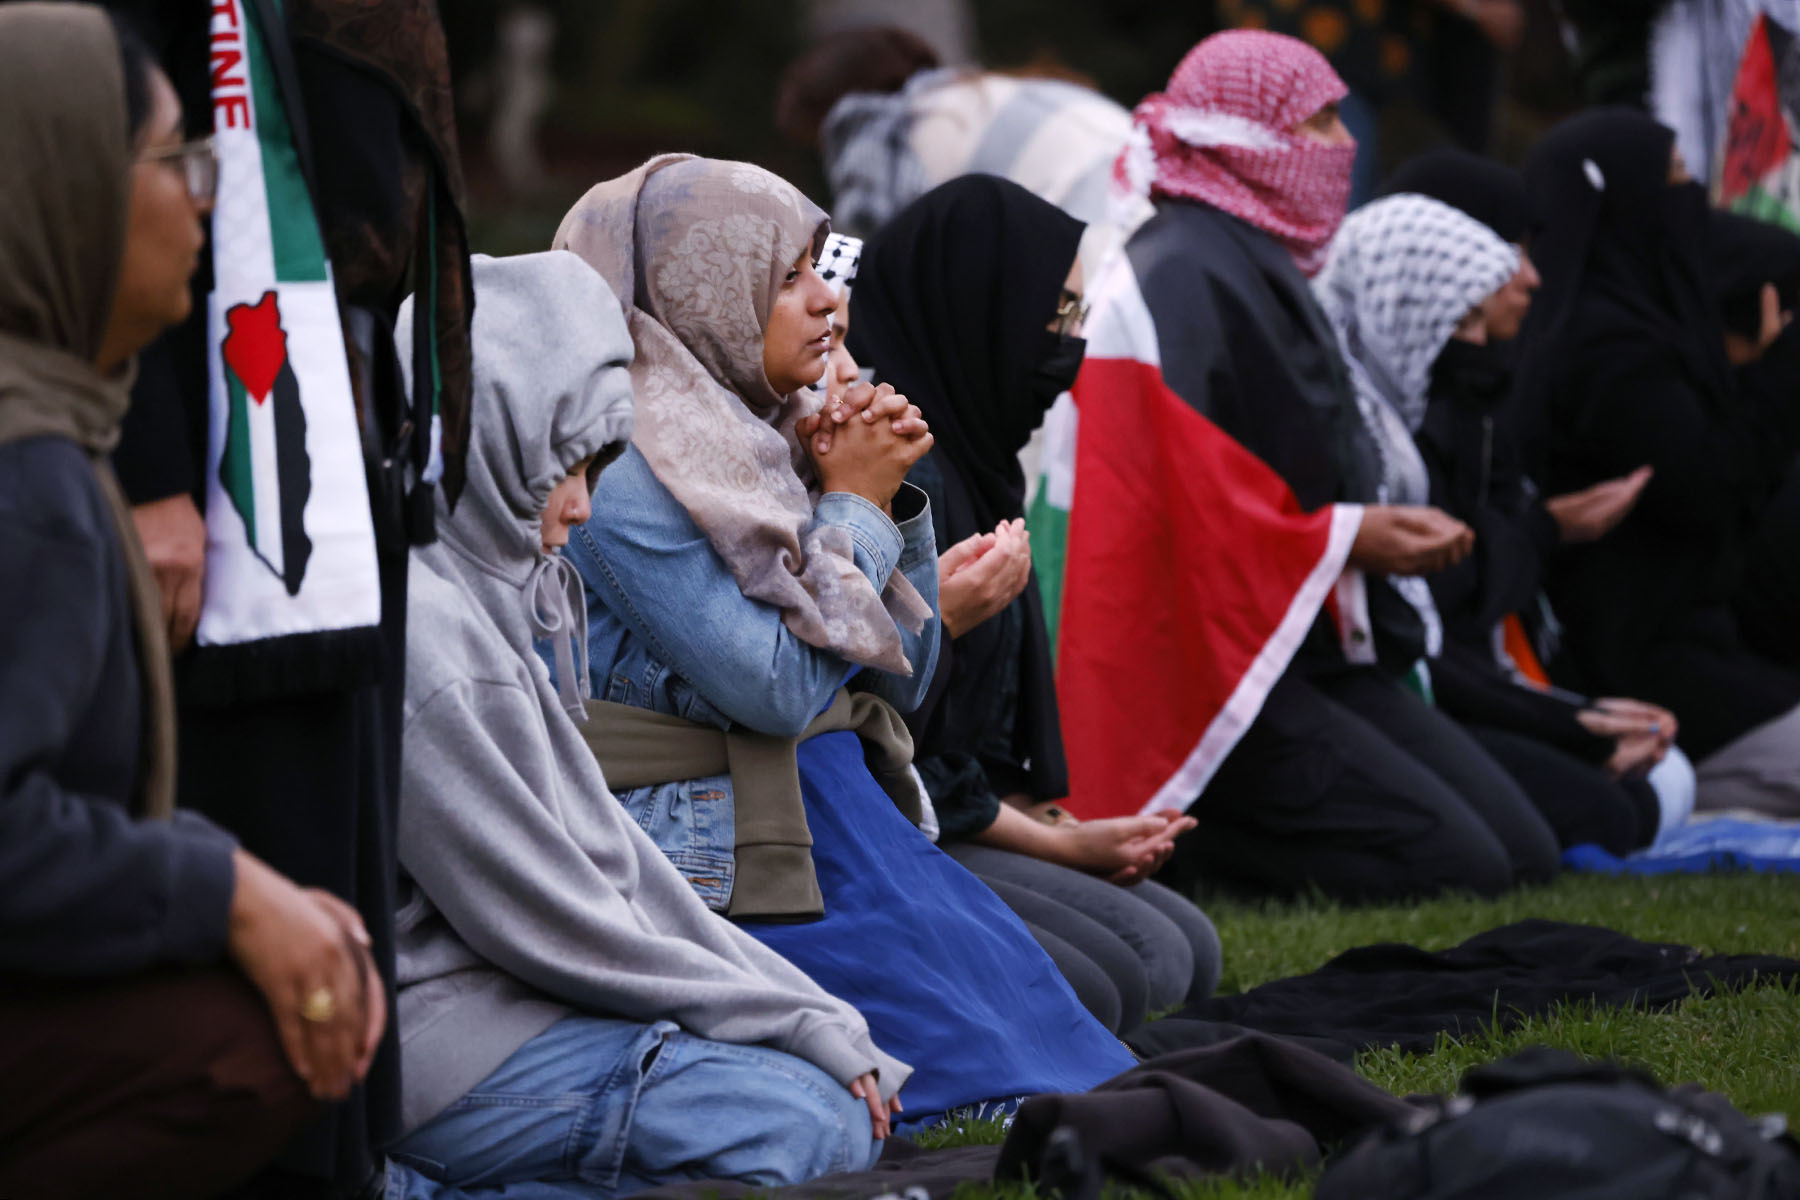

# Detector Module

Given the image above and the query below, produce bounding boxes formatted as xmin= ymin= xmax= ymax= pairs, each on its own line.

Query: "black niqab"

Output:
xmin=849 ymin=174 xmax=1085 ymax=798
xmin=851 ymin=174 xmax=1087 ymax=524
xmin=1381 ymin=149 xmax=1530 ymax=244
xmin=1514 ymin=109 xmax=1733 ymax=467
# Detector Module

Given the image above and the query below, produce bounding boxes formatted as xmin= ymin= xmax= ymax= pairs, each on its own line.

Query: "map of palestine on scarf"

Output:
xmin=1720 ymin=11 xmax=1800 ymax=229
xmin=200 ymin=0 xmax=379 ymax=649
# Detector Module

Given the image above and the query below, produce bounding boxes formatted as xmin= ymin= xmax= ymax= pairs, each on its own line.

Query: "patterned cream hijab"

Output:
xmin=554 ymin=154 xmax=928 ymax=675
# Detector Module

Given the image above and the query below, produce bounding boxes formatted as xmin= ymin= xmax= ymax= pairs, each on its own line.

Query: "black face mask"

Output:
xmin=1030 ymin=332 xmax=1087 ymax=406
xmin=1430 ymin=338 xmax=1512 ymax=407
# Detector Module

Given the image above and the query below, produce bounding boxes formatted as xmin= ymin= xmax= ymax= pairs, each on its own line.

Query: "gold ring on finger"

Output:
xmin=300 ymin=986 xmax=337 ymax=1024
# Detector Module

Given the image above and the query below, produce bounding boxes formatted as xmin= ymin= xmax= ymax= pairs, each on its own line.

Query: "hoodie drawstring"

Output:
xmin=528 ymin=554 xmax=591 ymax=721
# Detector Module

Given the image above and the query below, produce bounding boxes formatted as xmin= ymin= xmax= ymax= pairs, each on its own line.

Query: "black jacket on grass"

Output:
xmin=630 ymin=1032 xmax=1412 ymax=1199
xmin=1130 ymin=919 xmax=1800 ymax=1061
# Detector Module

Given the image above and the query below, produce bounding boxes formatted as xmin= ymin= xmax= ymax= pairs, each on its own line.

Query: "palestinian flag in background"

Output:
xmin=1718 ymin=13 xmax=1800 ymax=231
xmin=1029 ymin=252 xmax=1362 ymax=819
xmin=199 ymin=0 xmax=379 ymax=647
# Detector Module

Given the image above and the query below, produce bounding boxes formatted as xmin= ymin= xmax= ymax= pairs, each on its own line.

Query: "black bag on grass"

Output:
xmin=1317 ymin=1047 xmax=1800 ymax=1199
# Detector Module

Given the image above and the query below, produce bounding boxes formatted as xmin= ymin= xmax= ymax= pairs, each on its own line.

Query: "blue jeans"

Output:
xmin=384 ymin=1015 xmax=881 ymax=1199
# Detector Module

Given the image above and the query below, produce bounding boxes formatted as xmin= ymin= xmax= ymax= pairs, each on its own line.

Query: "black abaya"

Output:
xmin=1709 ymin=213 xmax=1800 ymax=671
xmin=1737 ymin=455 xmax=1800 ymax=671
xmin=1183 ymin=669 xmax=1560 ymax=902
xmin=1519 ymin=110 xmax=1800 ymax=756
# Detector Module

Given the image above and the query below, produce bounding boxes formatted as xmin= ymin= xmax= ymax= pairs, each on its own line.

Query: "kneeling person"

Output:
xmin=385 ymin=252 xmax=905 ymax=1199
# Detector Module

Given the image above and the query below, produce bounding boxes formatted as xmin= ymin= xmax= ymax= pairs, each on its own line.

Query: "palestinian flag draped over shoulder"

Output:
xmin=199 ymin=0 xmax=380 ymax=651
xmin=1025 ymin=29 xmax=1376 ymax=818
xmin=1032 ymin=249 xmax=1362 ymax=819
xmin=1719 ymin=12 xmax=1800 ymax=231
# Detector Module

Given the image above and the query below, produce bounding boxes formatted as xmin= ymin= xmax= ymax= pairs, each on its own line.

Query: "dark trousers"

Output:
xmin=0 ymin=967 xmax=315 ymax=1200
xmin=1466 ymin=726 xmax=1659 ymax=856
xmin=1173 ymin=668 xmax=1561 ymax=902
xmin=946 ymin=844 xmax=1223 ymax=1035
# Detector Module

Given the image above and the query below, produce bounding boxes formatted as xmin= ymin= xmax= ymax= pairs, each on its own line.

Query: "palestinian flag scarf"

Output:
xmin=199 ymin=0 xmax=379 ymax=650
xmin=1041 ymin=204 xmax=1367 ymax=819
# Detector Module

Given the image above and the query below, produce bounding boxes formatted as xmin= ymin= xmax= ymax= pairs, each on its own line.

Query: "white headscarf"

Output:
xmin=1314 ymin=193 xmax=1518 ymax=654
xmin=1315 ymin=193 xmax=1518 ymax=498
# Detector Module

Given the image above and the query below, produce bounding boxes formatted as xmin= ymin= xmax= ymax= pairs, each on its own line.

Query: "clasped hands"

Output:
xmin=228 ymin=848 xmax=386 ymax=1103
xmin=800 ymin=380 xmax=1039 ymax=636
xmin=797 ymin=381 xmax=930 ymax=515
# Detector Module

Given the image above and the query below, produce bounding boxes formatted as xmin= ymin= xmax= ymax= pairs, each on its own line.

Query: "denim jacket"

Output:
xmin=561 ymin=446 xmax=941 ymax=908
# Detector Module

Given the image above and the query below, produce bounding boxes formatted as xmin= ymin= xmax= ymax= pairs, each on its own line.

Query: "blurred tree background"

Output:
xmin=436 ymin=0 xmax=1575 ymax=255
xmin=436 ymin=0 xmax=1222 ymax=254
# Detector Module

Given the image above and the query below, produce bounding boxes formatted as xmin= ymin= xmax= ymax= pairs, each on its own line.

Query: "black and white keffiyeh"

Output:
xmin=818 ymin=232 xmax=863 ymax=299
xmin=1316 ymin=193 xmax=1519 ymax=453
xmin=820 ymin=70 xmax=948 ymax=237
xmin=1314 ymin=193 xmax=1518 ymax=655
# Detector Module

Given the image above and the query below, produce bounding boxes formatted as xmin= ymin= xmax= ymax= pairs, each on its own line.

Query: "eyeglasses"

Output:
xmin=1054 ymin=288 xmax=1089 ymax=337
xmin=138 ymin=136 xmax=218 ymax=205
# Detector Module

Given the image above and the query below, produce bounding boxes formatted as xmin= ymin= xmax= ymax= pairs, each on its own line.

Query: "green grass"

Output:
xmin=940 ymin=872 xmax=1800 ymax=1199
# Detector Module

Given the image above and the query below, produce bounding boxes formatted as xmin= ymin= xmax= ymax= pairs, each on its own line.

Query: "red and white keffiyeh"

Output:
xmin=1115 ymin=30 xmax=1355 ymax=276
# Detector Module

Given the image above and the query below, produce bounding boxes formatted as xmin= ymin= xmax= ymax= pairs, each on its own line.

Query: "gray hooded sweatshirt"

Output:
xmin=393 ymin=252 xmax=910 ymax=1134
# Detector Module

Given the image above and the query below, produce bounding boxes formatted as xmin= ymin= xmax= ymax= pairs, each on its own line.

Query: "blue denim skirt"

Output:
xmin=739 ymin=731 xmax=1136 ymax=1125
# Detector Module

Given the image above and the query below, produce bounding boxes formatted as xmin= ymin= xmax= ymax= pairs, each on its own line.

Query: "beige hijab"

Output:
xmin=0 ymin=4 xmax=176 ymax=819
xmin=554 ymin=154 xmax=929 ymax=676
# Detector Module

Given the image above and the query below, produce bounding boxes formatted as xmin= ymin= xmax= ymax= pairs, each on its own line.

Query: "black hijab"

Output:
xmin=1382 ymin=148 xmax=1530 ymax=244
xmin=851 ymin=174 xmax=1087 ymax=525
xmin=850 ymin=174 xmax=1085 ymax=798
xmin=1514 ymin=109 xmax=1733 ymax=467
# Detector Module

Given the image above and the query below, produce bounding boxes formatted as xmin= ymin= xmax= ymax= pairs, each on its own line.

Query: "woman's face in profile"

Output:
xmin=540 ymin=456 xmax=596 ymax=554
xmin=1481 ymin=246 xmax=1540 ymax=341
xmin=102 ymin=67 xmax=209 ymax=368
xmin=762 ymin=248 xmax=837 ymax=395
xmin=824 ymin=299 xmax=859 ymax=405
